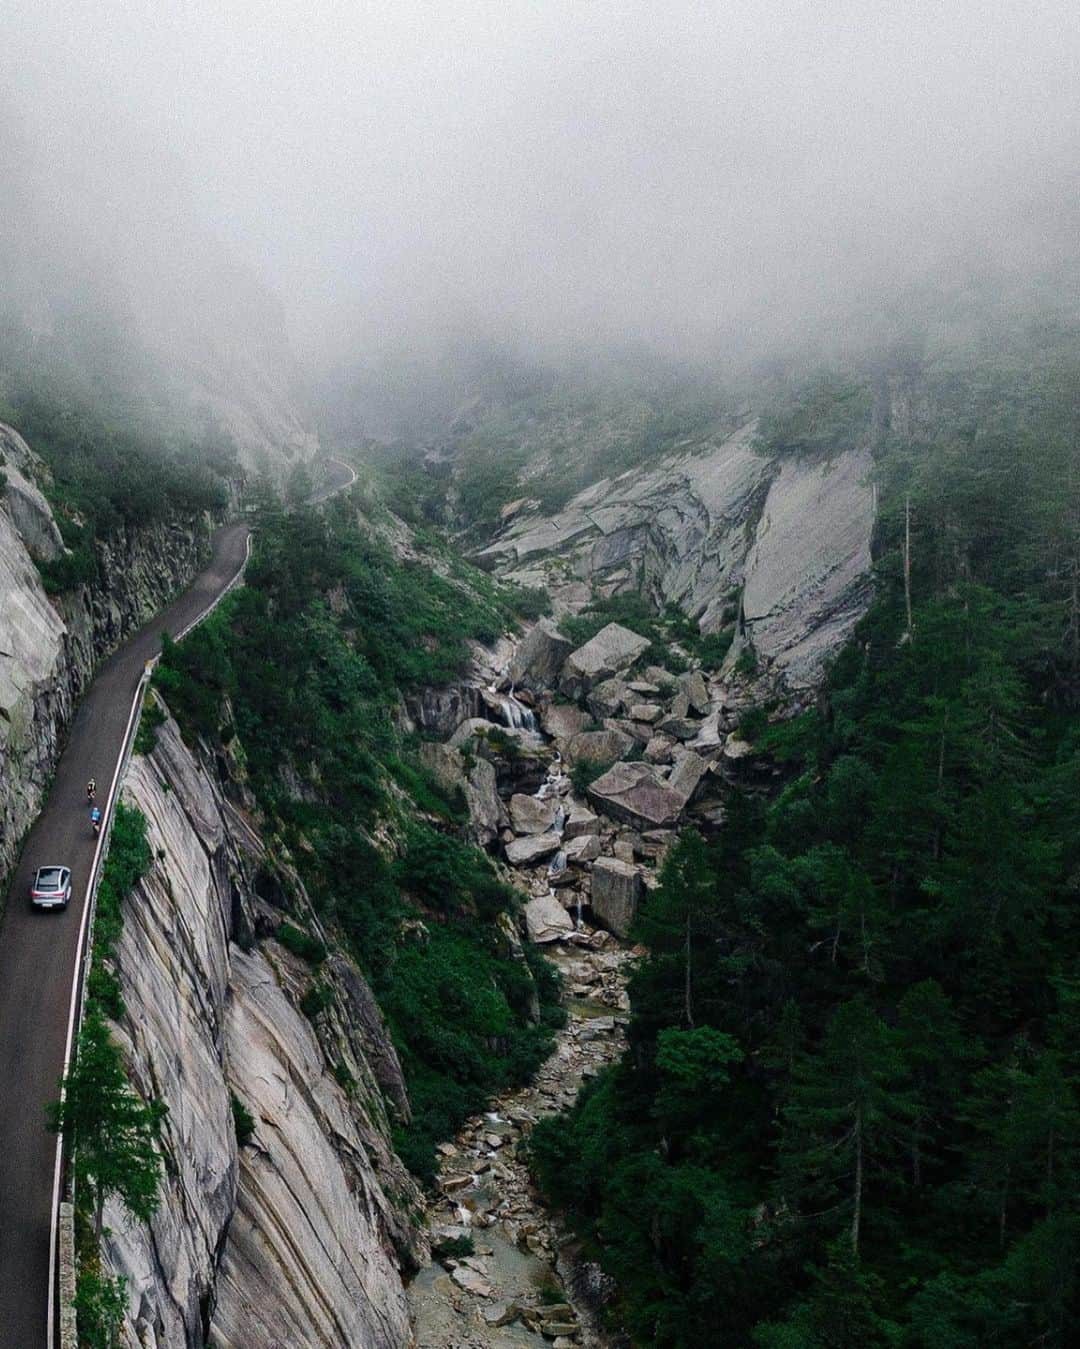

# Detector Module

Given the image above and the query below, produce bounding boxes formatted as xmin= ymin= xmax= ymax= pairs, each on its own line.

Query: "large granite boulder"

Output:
xmin=565 ymin=834 xmax=602 ymax=864
xmin=668 ymin=750 xmax=708 ymax=805
xmin=509 ymin=619 xmax=574 ymax=692
xmin=679 ymin=669 xmax=711 ymax=715
xmin=559 ymin=623 xmax=651 ymax=697
xmin=589 ymin=858 xmax=644 ymax=938
xmin=540 ymin=702 xmax=588 ymax=744
xmin=586 ymin=678 xmax=631 ymax=720
xmin=563 ymin=806 xmax=600 ymax=839
xmin=505 ymin=834 xmax=563 ymax=867
xmin=524 ymin=894 xmax=575 ymax=943
xmin=587 ymin=761 xmax=686 ymax=830
xmin=565 ymin=726 xmax=634 ymax=768
xmin=509 ymin=793 xmax=557 ymax=835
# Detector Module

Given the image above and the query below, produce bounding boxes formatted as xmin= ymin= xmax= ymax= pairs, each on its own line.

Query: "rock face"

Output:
xmin=101 ymin=713 xmax=420 ymax=1348
xmin=559 ymin=623 xmax=651 ymax=696
xmin=480 ymin=421 xmax=875 ymax=691
xmin=0 ymin=422 xmax=211 ymax=888
xmin=740 ymin=449 xmax=874 ymax=687
xmin=589 ymin=858 xmax=644 ymax=938
xmin=418 ymin=741 xmax=506 ymax=846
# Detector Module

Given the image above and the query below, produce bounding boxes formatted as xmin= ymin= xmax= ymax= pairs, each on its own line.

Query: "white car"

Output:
xmin=30 ymin=866 xmax=71 ymax=910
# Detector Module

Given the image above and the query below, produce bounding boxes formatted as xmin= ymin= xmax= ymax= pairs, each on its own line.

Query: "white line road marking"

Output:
xmin=45 ymin=529 xmax=251 ymax=1349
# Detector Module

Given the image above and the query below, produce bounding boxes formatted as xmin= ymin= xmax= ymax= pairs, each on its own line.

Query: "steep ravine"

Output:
xmin=406 ymin=738 xmax=634 ymax=1349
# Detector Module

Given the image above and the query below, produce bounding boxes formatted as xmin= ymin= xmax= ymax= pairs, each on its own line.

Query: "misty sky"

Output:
xmin=4 ymin=1 xmax=1080 ymax=368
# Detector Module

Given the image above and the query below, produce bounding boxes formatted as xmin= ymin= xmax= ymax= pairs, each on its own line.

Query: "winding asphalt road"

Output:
xmin=0 ymin=455 xmax=357 ymax=1347
xmin=0 ymin=523 xmax=252 ymax=1348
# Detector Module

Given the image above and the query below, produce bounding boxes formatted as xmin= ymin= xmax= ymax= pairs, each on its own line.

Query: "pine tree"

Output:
xmin=47 ymin=1010 xmax=165 ymax=1239
xmin=778 ymin=997 xmax=915 ymax=1252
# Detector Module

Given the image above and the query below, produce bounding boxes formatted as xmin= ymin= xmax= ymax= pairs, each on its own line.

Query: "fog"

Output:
xmin=3 ymin=0 xmax=1080 ymax=427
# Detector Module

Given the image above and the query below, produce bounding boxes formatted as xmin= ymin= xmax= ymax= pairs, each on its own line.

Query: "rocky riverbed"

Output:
xmin=405 ymin=615 xmax=770 ymax=1346
xmin=406 ymin=938 xmax=633 ymax=1349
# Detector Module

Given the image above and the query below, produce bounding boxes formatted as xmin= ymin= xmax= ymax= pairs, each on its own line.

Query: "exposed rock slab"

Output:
xmin=740 ymin=448 xmax=875 ymax=687
xmin=559 ymin=623 xmax=650 ymax=696
xmin=525 ymin=895 xmax=575 ymax=942
xmin=506 ymin=833 xmax=563 ymax=866
xmin=587 ymin=761 xmax=685 ymax=830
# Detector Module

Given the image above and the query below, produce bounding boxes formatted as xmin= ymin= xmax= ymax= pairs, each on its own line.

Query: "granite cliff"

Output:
xmin=0 ymin=422 xmax=210 ymax=886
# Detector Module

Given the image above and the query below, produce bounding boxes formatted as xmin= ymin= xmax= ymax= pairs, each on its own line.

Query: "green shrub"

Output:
xmin=300 ymin=982 xmax=335 ymax=1019
xmin=433 ymin=1234 xmax=475 ymax=1260
xmin=275 ymin=921 xmax=327 ymax=965
xmin=134 ymin=696 xmax=166 ymax=755
xmin=737 ymin=707 xmax=768 ymax=742
xmin=571 ymin=758 xmax=608 ymax=795
xmin=696 ymin=627 xmax=734 ymax=669
xmin=71 ymin=1269 xmax=127 ymax=1349
xmin=230 ymin=1093 xmax=256 ymax=1147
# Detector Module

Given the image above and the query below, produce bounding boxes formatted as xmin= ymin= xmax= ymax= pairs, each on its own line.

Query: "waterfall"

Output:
xmin=485 ymin=679 xmax=539 ymax=735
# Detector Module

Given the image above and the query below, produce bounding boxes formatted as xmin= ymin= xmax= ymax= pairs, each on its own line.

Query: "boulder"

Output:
xmin=450 ymin=1265 xmax=493 ymax=1297
xmin=563 ymin=806 xmax=600 ymax=839
xmin=565 ymin=727 xmax=634 ymax=768
xmin=722 ymin=733 xmax=755 ymax=761
xmin=586 ymin=678 xmax=631 ymax=720
xmin=509 ymin=793 xmax=557 ymax=835
xmin=603 ymin=715 xmax=653 ymax=745
xmin=626 ymin=680 xmax=661 ymax=695
xmin=669 ymin=690 xmax=691 ymax=719
xmin=559 ymin=623 xmax=651 ymax=696
xmin=509 ymin=619 xmax=574 ymax=692
xmin=464 ymin=759 xmax=506 ymax=846
xmin=587 ymin=761 xmax=686 ymax=830
xmin=564 ymin=834 xmax=601 ymax=864
xmin=643 ymin=735 xmax=675 ymax=764
xmin=679 ymin=668 xmax=711 ymax=714
xmin=668 ymin=750 xmax=709 ymax=804
xmin=690 ymin=709 xmax=724 ymax=751
xmin=524 ymin=895 xmax=575 ymax=942
xmin=629 ymin=703 xmax=662 ymax=723
xmin=589 ymin=858 xmax=644 ymax=937
xmin=656 ymin=715 xmax=700 ymax=741
xmin=506 ymin=834 xmax=563 ymax=867
xmin=539 ymin=702 xmax=588 ymax=745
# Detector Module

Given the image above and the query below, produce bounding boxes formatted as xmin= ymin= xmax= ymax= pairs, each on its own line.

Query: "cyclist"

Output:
xmin=86 ymin=778 xmax=97 ymax=803
xmin=90 ymin=806 xmax=102 ymax=836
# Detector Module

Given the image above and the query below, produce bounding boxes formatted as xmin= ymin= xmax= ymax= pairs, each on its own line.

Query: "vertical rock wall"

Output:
xmin=103 ymin=714 xmax=421 ymax=1347
xmin=0 ymin=422 xmax=211 ymax=886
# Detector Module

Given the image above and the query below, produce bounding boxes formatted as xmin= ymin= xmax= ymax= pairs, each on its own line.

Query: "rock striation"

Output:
xmin=479 ymin=421 xmax=875 ymax=691
xmin=0 ymin=422 xmax=211 ymax=888
xmin=101 ymin=712 xmax=421 ymax=1348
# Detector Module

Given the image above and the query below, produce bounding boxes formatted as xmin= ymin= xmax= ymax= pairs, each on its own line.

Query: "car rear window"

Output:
xmin=37 ymin=868 xmax=64 ymax=887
